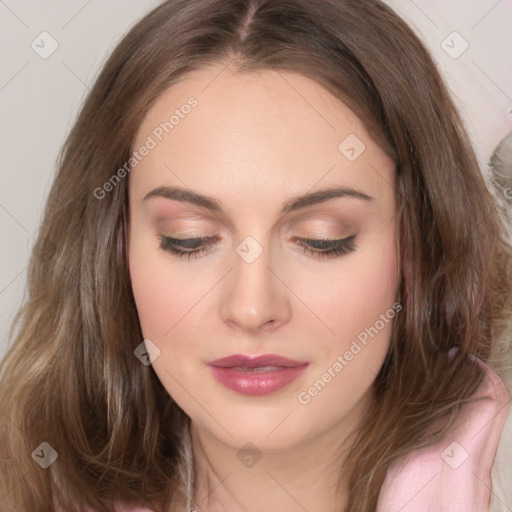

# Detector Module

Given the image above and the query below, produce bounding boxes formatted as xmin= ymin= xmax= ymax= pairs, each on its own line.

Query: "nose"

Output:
xmin=219 ymin=237 xmax=292 ymax=334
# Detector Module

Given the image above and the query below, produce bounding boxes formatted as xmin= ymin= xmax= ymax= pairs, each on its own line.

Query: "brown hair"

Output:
xmin=1 ymin=0 xmax=511 ymax=511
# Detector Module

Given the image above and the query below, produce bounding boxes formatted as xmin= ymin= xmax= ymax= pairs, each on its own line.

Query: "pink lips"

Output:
xmin=207 ymin=354 xmax=309 ymax=396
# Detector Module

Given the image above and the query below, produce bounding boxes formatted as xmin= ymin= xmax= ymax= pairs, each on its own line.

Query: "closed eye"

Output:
xmin=294 ymin=234 xmax=357 ymax=258
xmin=158 ymin=234 xmax=357 ymax=260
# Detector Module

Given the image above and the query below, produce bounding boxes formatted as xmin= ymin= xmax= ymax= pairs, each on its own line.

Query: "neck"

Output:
xmin=187 ymin=401 xmax=369 ymax=512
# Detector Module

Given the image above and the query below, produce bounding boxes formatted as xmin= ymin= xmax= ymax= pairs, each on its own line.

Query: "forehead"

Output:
xmin=129 ymin=63 xmax=395 ymax=209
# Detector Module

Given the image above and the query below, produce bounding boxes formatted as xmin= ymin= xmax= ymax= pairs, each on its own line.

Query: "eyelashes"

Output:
xmin=158 ymin=234 xmax=357 ymax=260
xmin=295 ymin=235 xmax=357 ymax=258
xmin=159 ymin=235 xmax=214 ymax=259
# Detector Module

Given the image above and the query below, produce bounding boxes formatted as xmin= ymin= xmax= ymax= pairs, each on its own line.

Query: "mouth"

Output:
xmin=232 ymin=365 xmax=286 ymax=373
xmin=207 ymin=354 xmax=310 ymax=396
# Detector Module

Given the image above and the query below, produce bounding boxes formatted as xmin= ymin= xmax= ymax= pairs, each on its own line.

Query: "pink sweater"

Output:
xmin=58 ymin=355 xmax=511 ymax=512
xmin=377 ymin=355 xmax=511 ymax=511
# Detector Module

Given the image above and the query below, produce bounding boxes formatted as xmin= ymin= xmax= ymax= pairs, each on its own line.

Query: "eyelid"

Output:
xmin=161 ymin=234 xmax=217 ymax=246
xmin=158 ymin=233 xmax=358 ymax=260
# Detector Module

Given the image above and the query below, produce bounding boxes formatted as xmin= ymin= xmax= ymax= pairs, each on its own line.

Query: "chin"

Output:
xmin=189 ymin=401 xmax=313 ymax=448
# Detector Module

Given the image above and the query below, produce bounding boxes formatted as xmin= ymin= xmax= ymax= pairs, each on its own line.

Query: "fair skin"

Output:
xmin=128 ymin=61 xmax=399 ymax=512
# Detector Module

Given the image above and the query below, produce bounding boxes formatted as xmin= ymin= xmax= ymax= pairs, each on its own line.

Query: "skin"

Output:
xmin=128 ymin=61 xmax=399 ymax=512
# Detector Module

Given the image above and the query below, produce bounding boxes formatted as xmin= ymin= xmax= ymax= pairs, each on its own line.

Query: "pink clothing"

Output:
xmin=59 ymin=355 xmax=510 ymax=511
xmin=377 ymin=355 xmax=511 ymax=511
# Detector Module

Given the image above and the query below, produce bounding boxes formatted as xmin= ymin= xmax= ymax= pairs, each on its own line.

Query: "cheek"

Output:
xmin=128 ymin=233 xmax=217 ymax=344
xmin=291 ymin=235 xmax=399 ymax=432
xmin=353 ymin=236 xmax=398 ymax=317
xmin=128 ymin=235 xmax=181 ymax=339
xmin=318 ymin=229 xmax=399 ymax=343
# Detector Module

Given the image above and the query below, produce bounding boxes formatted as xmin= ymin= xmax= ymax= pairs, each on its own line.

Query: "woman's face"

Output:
xmin=128 ymin=62 xmax=399 ymax=452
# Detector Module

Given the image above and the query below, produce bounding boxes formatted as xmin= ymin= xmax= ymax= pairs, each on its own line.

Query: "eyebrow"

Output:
xmin=142 ymin=185 xmax=373 ymax=213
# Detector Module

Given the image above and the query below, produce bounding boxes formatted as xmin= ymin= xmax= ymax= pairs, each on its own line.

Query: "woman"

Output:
xmin=0 ymin=0 xmax=511 ymax=511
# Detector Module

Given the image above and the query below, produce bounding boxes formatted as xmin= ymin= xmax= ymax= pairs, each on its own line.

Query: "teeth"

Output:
xmin=235 ymin=365 xmax=282 ymax=373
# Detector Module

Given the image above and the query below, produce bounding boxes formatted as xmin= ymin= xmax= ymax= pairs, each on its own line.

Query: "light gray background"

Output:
xmin=1 ymin=0 xmax=511 ymax=361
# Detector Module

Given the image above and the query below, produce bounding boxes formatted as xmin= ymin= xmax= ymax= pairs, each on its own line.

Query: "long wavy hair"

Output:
xmin=1 ymin=0 xmax=511 ymax=511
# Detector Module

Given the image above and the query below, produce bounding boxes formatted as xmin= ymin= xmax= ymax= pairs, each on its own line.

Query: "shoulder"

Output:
xmin=377 ymin=354 xmax=510 ymax=511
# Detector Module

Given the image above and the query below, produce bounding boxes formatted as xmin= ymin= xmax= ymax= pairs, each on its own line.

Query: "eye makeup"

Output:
xmin=158 ymin=233 xmax=358 ymax=260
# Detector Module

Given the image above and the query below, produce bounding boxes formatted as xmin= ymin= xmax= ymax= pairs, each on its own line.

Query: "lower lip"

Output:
xmin=208 ymin=365 xmax=309 ymax=396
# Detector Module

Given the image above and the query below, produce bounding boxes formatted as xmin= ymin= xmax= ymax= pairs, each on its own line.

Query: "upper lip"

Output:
xmin=207 ymin=354 xmax=309 ymax=368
